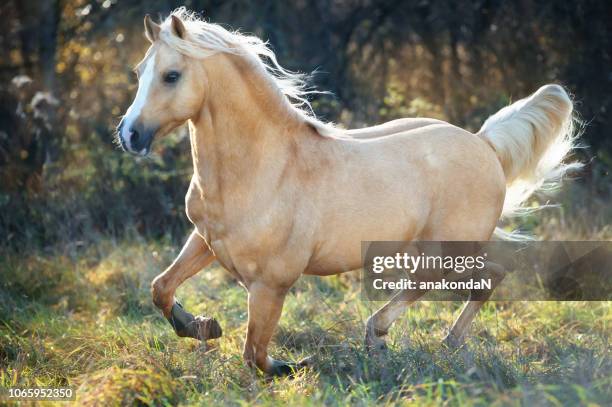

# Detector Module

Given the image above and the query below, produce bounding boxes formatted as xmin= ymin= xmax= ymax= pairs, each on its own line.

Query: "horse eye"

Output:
xmin=163 ymin=71 xmax=181 ymax=84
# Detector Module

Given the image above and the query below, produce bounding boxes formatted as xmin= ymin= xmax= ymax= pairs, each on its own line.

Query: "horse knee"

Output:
xmin=151 ymin=273 xmax=172 ymax=313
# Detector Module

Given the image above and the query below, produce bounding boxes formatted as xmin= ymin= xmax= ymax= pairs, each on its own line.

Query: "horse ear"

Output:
xmin=171 ymin=15 xmax=186 ymax=39
xmin=144 ymin=14 xmax=160 ymax=43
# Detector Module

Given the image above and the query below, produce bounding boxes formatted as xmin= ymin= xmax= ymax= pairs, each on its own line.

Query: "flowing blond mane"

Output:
xmin=158 ymin=8 xmax=336 ymax=136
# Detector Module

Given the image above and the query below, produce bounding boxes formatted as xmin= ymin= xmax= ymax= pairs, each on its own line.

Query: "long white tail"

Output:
xmin=478 ymin=84 xmax=582 ymax=239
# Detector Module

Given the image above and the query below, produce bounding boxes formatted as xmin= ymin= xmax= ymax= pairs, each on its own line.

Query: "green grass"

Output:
xmin=1 ymin=236 xmax=610 ymax=406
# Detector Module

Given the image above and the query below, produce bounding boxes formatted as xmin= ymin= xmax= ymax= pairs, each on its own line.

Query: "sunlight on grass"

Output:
xmin=1 ymin=236 xmax=610 ymax=405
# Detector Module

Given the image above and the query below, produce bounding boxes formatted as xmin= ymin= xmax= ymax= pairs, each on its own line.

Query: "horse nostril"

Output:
xmin=130 ymin=129 xmax=140 ymax=145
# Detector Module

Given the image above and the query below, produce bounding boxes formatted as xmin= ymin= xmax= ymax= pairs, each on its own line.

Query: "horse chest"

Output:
xmin=185 ymin=174 xmax=312 ymax=282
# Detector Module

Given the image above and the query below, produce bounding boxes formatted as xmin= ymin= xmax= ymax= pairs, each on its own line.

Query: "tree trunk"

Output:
xmin=37 ymin=0 xmax=60 ymax=92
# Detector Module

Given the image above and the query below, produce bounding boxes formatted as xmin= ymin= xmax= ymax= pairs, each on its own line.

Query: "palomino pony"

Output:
xmin=116 ymin=10 xmax=579 ymax=376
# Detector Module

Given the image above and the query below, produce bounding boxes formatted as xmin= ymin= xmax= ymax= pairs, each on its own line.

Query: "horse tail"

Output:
xmin=477 ymin=84 xmax=582 ymax=240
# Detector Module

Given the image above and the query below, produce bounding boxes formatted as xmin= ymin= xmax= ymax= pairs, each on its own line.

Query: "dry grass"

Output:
xmin=1 ymin=221 xmax=610 ymax=406
xmin=1 ymin=184 xmax=610 ymax=406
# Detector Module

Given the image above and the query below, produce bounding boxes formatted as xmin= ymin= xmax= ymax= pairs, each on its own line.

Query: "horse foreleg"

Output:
xmin=151 ymin=230 xmax=222 ymax=340
xmin=443 ymin=261 xmax=506 ymax=347
xmin=243 ymin=281 xmax=309 ymax=376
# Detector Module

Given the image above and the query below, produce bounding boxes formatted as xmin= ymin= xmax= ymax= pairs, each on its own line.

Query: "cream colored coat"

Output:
xmin=119 ymin=13 xmax=577 ymax=376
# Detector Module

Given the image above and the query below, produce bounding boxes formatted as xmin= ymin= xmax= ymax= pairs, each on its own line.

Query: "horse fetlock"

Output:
xmin=442 ymin=332 xmax=464 ymax=349
xmin=366 ymin=334 xmax=388 ymax=354
xmin=242 ymin=353 xmax=255 ymax=369
xmin=365 ymin=319 xmax=389 ymax=354
xmin=365 ymin=337 xmax=388 ymax=355
xmin=366 ymin=316 xmax=388 ymax=337
xmin=167 ymin=302 xmax=222 ymax=341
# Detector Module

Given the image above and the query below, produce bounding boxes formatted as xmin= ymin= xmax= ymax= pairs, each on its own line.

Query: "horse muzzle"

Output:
xmin=117 ymin=119 xmax=156 ymax=156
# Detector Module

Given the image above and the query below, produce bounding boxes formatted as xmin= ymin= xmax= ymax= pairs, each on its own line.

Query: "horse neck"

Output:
xmin=189 ymin=53 xmax=308 ymax=200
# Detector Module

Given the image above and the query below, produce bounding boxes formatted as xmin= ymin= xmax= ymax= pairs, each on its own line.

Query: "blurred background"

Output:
xmin=1 ymin=0 xmax=611 ymax=251
xmin=1 ymin=3 xmax=610 ymax=403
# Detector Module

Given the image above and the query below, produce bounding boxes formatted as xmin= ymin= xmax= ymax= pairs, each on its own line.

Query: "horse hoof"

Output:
xmin=191 ymin=315 xmax=223 ymax=340
xmin=167 ymin=302 xmax=222 ymax=340
xmin=268 ymin=358 xmax=310 ymax=377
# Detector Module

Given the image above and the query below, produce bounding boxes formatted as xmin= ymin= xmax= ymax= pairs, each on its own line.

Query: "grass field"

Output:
xmin=1 ymin=225 xmax=610 ymax=406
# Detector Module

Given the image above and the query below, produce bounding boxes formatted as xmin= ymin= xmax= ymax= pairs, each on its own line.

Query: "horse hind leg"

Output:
xmin=365 ymin=288 xmax=428 ymax=354
xmin=365 ymin=264 xmax=505 ymax=354
xmin=442 ymin=261 xmax=506 ymax=347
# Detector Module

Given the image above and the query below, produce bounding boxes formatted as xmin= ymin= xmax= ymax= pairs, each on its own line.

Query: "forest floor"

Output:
xmin=1 ymin=187 xmax=611 ymax=406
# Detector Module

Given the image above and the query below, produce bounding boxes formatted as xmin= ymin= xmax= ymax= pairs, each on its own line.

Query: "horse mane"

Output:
xmin=158 ymin=8 xmax=337 ymax=137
